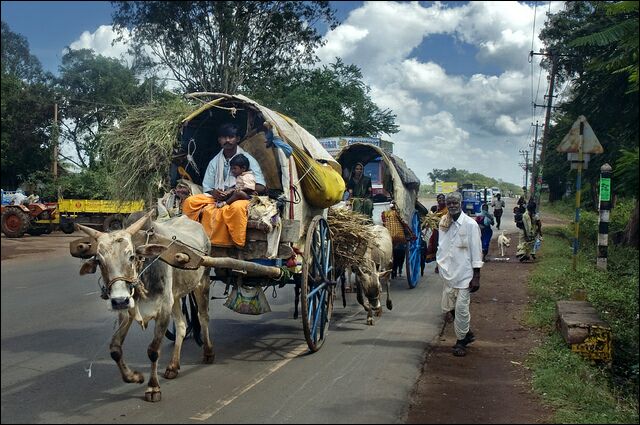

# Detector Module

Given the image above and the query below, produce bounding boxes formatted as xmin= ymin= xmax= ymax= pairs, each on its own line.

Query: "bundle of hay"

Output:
xmin=102 ymin=97 xmax=198 ymax=205
xmin=327 ymin=207 xmax=376 ymax=270
xmin=422 ymin=211 xmax=442 ymax=230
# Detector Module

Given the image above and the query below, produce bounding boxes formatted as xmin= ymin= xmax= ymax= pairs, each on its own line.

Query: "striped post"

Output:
xmin=597 ymin=163 xmax=612 ymax=270
xmin=572 ymin=122 xmax=585 ymax=271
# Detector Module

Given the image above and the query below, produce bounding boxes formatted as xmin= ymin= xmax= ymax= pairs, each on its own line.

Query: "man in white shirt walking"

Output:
xmin=436 ymin=191 xmax=484 ymax=357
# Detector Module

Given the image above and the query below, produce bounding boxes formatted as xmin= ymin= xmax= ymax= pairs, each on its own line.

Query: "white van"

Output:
xmin=492 ymin=187 xmax=501 ymax=198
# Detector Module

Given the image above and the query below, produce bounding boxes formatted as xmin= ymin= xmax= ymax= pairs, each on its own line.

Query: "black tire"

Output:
xmin=27 ymin=228 xmax=46 ymax=236
xmin=103 ymin=214 xmax=125 ymax=232
xmin=1 ymin=208 xmax=30 ymax=238
xmin=60 ymin=221 xmax=75 ymax=234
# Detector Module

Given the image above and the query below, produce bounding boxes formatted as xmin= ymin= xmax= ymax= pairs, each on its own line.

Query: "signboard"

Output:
xmin=317 ymin=136 xmax=393 ymax=156
xmin=435 ymin=181 xmax=458 ymax=194
xmin=599 ymin=177 xmax=611 ymax=202
xmin=557 ymin=115 xmax=603 ymax=154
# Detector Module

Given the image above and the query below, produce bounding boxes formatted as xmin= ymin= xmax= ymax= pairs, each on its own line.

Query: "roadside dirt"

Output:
xmin=406 ymin=231 xmax=554 ymax=424
xmin=0 ymin=231 xmax=80 ymax=261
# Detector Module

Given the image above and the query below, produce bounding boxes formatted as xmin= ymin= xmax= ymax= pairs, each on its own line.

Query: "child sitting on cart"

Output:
xmin=215 ymin=154 xmax=257 ymax=208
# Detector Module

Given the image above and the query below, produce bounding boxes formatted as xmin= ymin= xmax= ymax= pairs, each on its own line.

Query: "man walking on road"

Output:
xmin=491 ymin=193 xmax=505 ymax=229
xmin=437 ymin=191 xmax=484 ymax=357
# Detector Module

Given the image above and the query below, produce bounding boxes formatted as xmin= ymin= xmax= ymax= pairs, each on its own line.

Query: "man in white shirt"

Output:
xmin=182 ymin=123 xmax=266 ymax=247
xmin=436 ymin=191 xmax=483 ymax=357
xmin=202 ymin=123 xmax=266 ymax=196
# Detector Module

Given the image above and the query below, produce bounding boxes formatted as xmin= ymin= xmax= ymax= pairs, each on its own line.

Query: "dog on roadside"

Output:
xmin=497 ymin=231 xmax=511 ymax=257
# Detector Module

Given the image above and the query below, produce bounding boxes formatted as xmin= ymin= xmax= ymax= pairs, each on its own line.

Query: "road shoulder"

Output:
xmin=406 ymin=232 xmax=553 ymax=424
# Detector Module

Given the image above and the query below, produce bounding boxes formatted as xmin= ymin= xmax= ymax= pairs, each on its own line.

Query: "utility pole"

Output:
xmin=530 ymin=50 xmax=560 ymax=205
xmin=519 ymin=149 xmax=530 ymax=191
xmin=529 ymin=121 xmax=540 ymax=198
xmin=52 ymin=103 xmax=58 ymax=179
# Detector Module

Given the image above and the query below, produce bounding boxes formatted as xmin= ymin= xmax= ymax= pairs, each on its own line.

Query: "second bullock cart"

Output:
xmin=335 ymin=142 xmax=427 ymax=288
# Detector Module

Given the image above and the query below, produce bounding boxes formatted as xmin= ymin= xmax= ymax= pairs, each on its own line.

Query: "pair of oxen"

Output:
xmin=76 ymin=214 xmax=394 ymax=402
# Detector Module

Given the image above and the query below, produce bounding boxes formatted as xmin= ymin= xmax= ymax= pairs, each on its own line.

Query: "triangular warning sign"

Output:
xmin=556 ymin=115 xmax=603 ymax=153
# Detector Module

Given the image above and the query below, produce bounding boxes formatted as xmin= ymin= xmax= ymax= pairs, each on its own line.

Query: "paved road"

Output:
xmin=1 ymin=200 xmax=518 ymax=424
xmin=1 ymin=234 xmax=442 ymax=424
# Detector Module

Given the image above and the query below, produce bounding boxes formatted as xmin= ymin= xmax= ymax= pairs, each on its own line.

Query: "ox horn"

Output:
xmin=76 ymin=223 xmax=105 ymax=239
xmin=125 ymin=210 xmax=153 ymax=235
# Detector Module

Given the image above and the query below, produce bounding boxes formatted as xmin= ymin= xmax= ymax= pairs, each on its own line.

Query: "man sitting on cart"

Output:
xmin=183 ymin=123 xmax=266 ymax=247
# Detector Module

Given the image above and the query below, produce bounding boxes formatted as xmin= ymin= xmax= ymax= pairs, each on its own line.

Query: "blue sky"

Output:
xmin=1 ymin=1 xmax=564 ymax=186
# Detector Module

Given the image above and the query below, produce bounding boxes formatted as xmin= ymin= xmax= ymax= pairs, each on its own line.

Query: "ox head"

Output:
xmin=353 ymin=261 xmax=386 ymax=312
xmin=78 ymin=212 xmax=151 ymax=311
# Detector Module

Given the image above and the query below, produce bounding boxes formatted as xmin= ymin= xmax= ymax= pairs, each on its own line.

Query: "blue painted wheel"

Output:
xmin=405 ymin=211 xmax=422 ymax=288
xmin=301 ymin=216 xmax=335 ymax=352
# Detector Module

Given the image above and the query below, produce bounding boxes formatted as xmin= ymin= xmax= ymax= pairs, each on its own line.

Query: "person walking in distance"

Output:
xmin=477 ymin=203 xmax=495 ymax=262
xmin=436 ymin=192 xmax=483 ymax=357
xmin=491 ymin=193 xmax=505 ymax=230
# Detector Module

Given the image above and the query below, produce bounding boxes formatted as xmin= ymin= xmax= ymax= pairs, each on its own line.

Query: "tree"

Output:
xmin=1 ymin=21 xmax=51 ymax=84
xmin=538 ymin=1 xmax=638 ymax=246
xmin=111 ymin=1 xmax=338 ymax=93
xmin=249 ymin=59 xmax=399 ymax=137
xmin=1 ymin=22 xmax=55 ymax=189
xmin=56 ymin=49 xmax=165 ymax=169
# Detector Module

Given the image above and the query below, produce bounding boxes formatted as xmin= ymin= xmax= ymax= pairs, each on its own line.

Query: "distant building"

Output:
xmin=317 ymin=136 xmax=393 ymax=157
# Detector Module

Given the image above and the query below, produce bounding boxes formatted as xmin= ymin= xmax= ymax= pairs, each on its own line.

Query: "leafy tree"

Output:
xmin=56 ymin=49 xmax=166 ymax=169
xmin=538 ymin=1 xmax=638 ymax=246
xmin=1 ymin=22 xmax=55 ymax=189
xmin=1 ymin=21 xmax=51 ymax=84
xmin=110 ymin=1 xmax=338 ymax=93
xmin=249 ymin=59 xmax=398 ymax=137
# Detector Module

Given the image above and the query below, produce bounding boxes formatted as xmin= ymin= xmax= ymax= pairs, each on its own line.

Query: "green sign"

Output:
xmin=600 ymin=177 xmax=611 ymax=202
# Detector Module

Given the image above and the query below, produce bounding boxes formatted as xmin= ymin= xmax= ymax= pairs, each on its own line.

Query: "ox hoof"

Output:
xmin=144 ymin=389 xmax=161 ymax=402
xmin=203 ymin=353 xmax=215 ymax=364
xmin=387 ymin=299 xmax=393 ymax=310
xmin=366 ymin=318 xmax=374 ymax=326
xmin=164 ymin=368 xmax=179 ymax=380
xmin=126 ymin=371 xmax=145 ymax=384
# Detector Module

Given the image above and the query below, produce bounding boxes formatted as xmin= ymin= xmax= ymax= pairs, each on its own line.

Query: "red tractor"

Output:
xmin=1 ymin=202 xmax=58 ymax=238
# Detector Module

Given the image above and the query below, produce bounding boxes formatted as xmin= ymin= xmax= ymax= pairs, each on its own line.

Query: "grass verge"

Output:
xmin=524 ymin=226 xmax=639 ymax=423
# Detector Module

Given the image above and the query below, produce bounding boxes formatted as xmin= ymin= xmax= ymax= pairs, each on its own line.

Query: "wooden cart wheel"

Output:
xmin=405 ymin=211 xmax=422 ymax=289
xmin=301 ymin=216 xmax=335 ymax=352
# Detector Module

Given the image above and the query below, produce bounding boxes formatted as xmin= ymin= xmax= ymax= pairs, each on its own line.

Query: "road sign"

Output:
xmin=556 ymin=115 xmax=603 ymax=154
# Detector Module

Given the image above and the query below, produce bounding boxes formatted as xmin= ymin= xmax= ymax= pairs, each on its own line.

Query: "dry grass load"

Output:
xmin=327 ymin=207 xmax=375 ymax=271
xmin=102 ymin=97 xmax=197 ymax=204
xmin=421 ymin=211 xmax=442 ymax=230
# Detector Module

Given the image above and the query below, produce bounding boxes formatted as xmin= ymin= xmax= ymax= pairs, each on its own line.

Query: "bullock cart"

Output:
xmin=72 ymin=93 xmax=345 ymax=353
xmin=335 ymin=143 xmax=427 ymax=288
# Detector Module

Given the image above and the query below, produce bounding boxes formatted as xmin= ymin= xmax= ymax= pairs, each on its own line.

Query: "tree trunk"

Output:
xmin=622 ymin=198 xmax=639 ymax=248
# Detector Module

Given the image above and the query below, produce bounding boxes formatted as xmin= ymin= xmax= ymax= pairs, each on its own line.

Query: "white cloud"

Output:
xmin=68 ymin=1 xmax=561 ymax=185
xmin=316 ymin=1 xmax=561 ymax=185
xmin=68 ymin=25 xmax=131 ymax=62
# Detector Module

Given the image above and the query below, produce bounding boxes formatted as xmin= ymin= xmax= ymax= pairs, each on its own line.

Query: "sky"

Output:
xmin=1 ymin=1 xmax=566 ymax=187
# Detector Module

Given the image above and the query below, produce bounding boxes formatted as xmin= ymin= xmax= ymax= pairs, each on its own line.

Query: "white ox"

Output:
xmin=77 ymin=214 xmax=212 ymax=402
xmin=354 ymin=224 xmax=393 ymax=325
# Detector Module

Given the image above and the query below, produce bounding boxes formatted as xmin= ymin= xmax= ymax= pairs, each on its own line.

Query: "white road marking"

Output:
xmin=189 ymin=343 xmax=309 ymax=421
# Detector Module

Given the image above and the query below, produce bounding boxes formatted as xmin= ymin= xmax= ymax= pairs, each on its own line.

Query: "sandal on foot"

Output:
xmin=452 ymin=343 xmax=467 ymax=357
xmin=463 ymin=331 xmax=475 ymax=345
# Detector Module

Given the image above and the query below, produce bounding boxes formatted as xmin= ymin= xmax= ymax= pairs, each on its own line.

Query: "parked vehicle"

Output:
xmin=462 ymin=189 xmax=482 ymax=216
xmin=57 ymin=198 xmax=145 ymax=234
xmin=1 ymin=202 xmax=58 ymax=238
